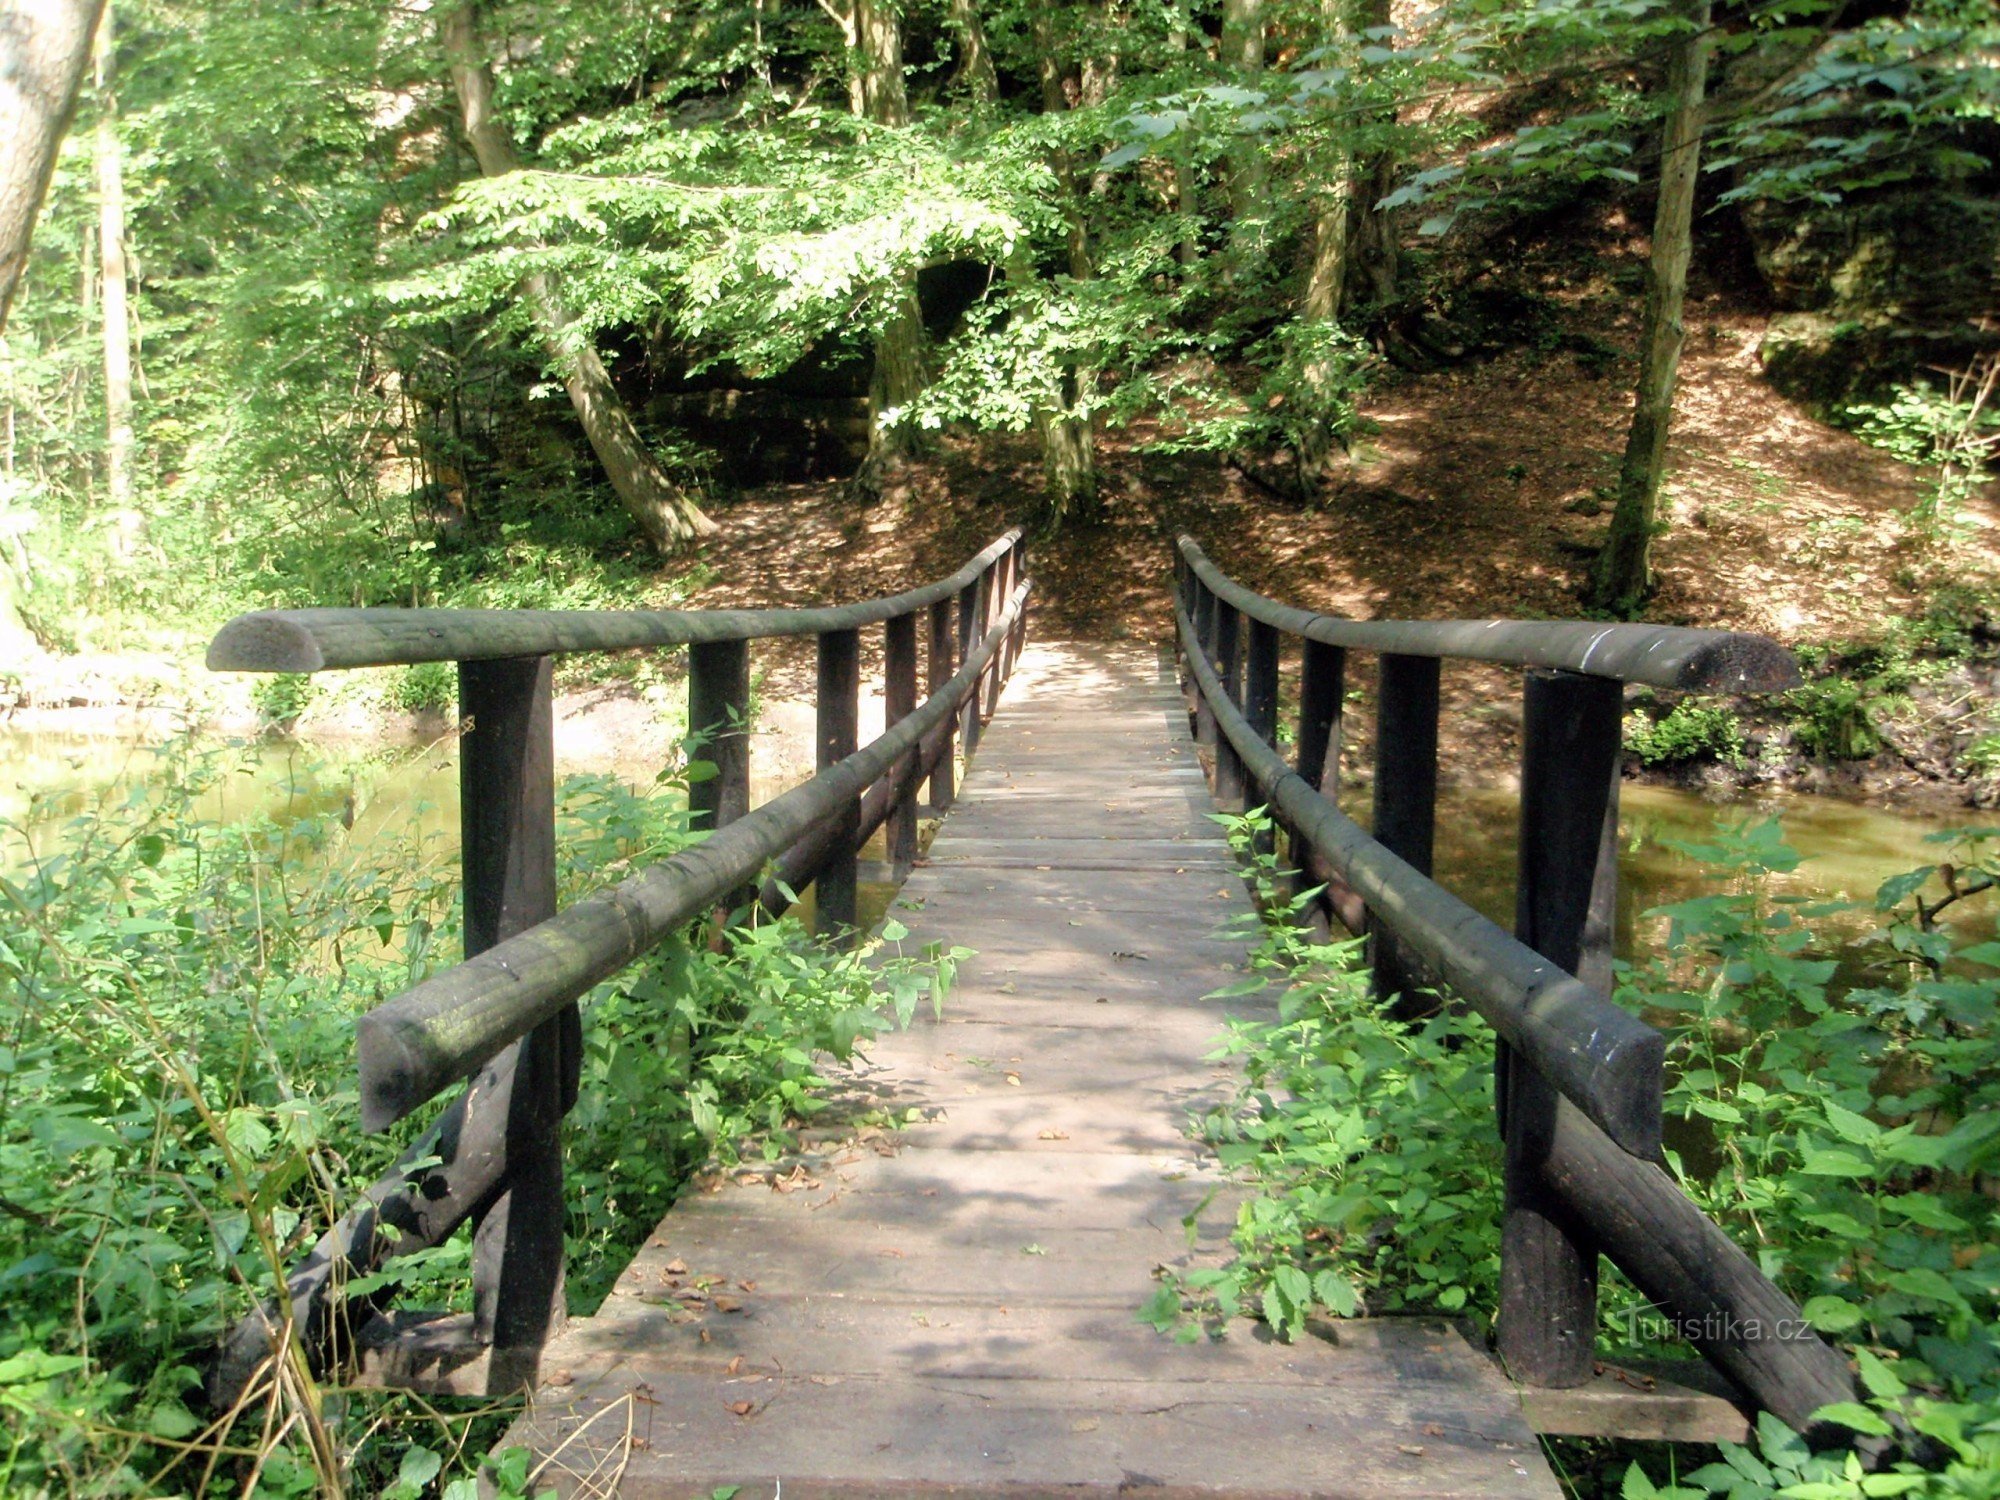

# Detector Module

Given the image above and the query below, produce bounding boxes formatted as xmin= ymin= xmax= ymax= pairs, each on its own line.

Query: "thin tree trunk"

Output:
xmin=850 ymin=0 xmax=926 ymax=498
xmin=0 ymin=0 xmax=104 ymax=331
xmin=1026 ymin=11 xmax=1099 ymax=524
xmin=948 ymin=0 xmax=997 ymax=106
xmin=1346 ymin=0 xmax=1396 ymax=312
xmin=94 ymin=4 xmax=132 ymax=514
xmin=1220 ymin=0 xmax=1267 ymax=275
xmin=441 ymin=2 xmax=715 ymax=548
xmin=1591 ymin=0 xmax=1712 ymax=617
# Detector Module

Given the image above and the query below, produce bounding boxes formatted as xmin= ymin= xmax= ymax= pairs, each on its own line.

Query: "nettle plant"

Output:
xmin=0 ymin=739 xmax=965 ymax=1496
xmin=1159 ymin=810 xmax=2000 ymax=1490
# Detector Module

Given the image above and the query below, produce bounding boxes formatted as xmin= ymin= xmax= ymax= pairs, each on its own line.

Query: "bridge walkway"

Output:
xmin=504 ymin=641 xmax=1557 ymax=1500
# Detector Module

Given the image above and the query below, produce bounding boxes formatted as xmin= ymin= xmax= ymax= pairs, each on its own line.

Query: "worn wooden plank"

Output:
xmin=502 ymin=641 xmax=1557 ymax=1500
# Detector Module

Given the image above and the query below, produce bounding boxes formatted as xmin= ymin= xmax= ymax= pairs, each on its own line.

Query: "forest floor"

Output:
xmin=671 ymin=232 xmax=1999 ymax=806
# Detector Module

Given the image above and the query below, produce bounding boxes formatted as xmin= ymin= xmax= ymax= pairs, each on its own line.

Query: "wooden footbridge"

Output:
xmin=206 ymin=534 xmax=1859 ymax=1497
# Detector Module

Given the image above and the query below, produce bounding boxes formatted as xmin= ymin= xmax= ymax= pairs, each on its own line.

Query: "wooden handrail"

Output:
xmin=1178 ymin=536 xmax=1802 ymax=692
xmin=207 ymin=530 xmax=1025 ymax=672
xmin=1173 ymin=544 xmax=1854 ymax=1438
xmin=205 ymin=534 xmax=1032 ymax=1407
xmin=359 ymin=578 xmax=1032 ymax=1131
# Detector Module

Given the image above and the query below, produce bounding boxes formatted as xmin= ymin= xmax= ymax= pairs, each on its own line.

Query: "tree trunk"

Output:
xmin=95 ymin=4 xmax=133 ymax=515
xmin=1220 ymin=0 xmax=1267 ymax=276
xmin=0 ymin=0 xmax=105 ymax=331
xmin=441 ymin=1 xmax=715 ymax=549
xmin=1591 ymin=0 xmax=1711 ymax=617
xmin=1346 ymin=0 xmax=1397 ymax=312
xmin=1027 ymin=9 xmax=1100 ymax=525
xmin=948 ymin=0 xmax=997 ymax=107
xmin=849 ymin=0 xmax=926 ymax=499
xmin=1294 ymin=0 xmax=1356 ymax=493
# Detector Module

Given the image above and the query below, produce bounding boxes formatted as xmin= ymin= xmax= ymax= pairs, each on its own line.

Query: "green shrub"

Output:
xmin=251 ymin=672 xmax=314 ymax=731
xmin=1624 ymin=699 xmax=1747 ymax=767
xmin=1786 ymin=676 xmax=1884 ymax=760
xmin=389 ymin=661 xmax=457 ymax=715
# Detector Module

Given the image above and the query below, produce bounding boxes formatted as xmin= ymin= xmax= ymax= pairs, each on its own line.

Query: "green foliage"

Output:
xmin=1844 ymin=366 xmax=2000 ymax=552
xmin=252 ymin=673 xmax=315 ymax=732
xmin=1145 ymin=807 xmax=1497 ymax=1343
xmin=1625 ymin=698 xmax=1748 ymax=768
xmin=0 ymin=739 xmax=963 ymax=1494
xmin=1786 ymin=676 xmax=1887 ymax=761
xmin=1176 ymin=808 xmax=2000 ymax=1498
xmin=388 ymin=662 xmax=457 ymax=716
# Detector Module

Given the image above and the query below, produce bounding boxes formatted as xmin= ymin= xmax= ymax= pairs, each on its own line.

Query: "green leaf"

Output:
xmin=1812 ymin=1401 xmax=1893 ymax=1437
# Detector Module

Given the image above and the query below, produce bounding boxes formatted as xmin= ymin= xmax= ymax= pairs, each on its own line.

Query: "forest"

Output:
xmin=1 ymin=0 xmax=1999 ymax=1495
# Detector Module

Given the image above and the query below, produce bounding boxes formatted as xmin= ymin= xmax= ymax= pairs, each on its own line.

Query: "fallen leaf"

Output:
xmin=1071 ymin=1417 xmax=1100 ymax=1433
xmin=1398 ymin=1444 xmax=1425 ymax=1457
xmin=726 ymin=1356 xmax=744 ymax=1376
xmin=545 ymin=1369 xmax=574 ymax=1388
xmin=1422 ymin=1423 xmax=1444 ymax=1437
xmin=738 ymin=1280 xmax=759 ymax=1292
xmin=665 ymin=1258 xmax=689 ymax=1275
xmin=712 ymin=1296 xmax=743 ymax=1313
xmin=727 ymin=1400 xmax=756 ymax=1417
xmin=1038 ymin=1128 xmax=1070 ymax=1140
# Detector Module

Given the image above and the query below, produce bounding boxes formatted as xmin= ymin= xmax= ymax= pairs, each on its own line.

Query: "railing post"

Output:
xmin=815 ymin=628 xmax=861 ymax=940
xmin=1499 ymin=669 xmax=1622 ymax=1388
xmin=1243 ymin=617 xmax=1280 ymax=849
xmin=1191 ymin=581 xmax=1217 ymax=752
xmin=1004 ymin=540 xmax=1027 ymax=685
xmin=687 ymin=638 xmax=751 ymax=838
xmin=958 ymin=572 xmax=984 ymax=759
xmin=928 ymin=598 xmax=957 ymax=812
xmin=458 ymin=655 xmax=564 ymax=1394
xmin=884 ymin=612 xmax=919 ymax=878
xmin=983 ymin=548 xmax=1011 ymax=724
xmin=1369 ymin=652 xmax=1439 ymax=1017
xmin=1296 ymin=639 xmax=1346 ymax=795
xmin=1212 ymin=603 xmax=1244 ymax=811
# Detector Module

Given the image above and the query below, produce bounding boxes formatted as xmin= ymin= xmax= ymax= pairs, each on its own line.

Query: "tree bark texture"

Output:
xmin=1592 ymin=0 xmax=1711 ymax=617
xmin=94 ymin=3 xmax=131 ymax=511
xmin=441 ymin=1 xmax=716 ymax=549
xmin=0 ymin=0 xmax=106 ymax=331
xmin=1220 ymin=0 xmax=1267 ymax=274
xmin=1345 ymin=0 xmax=1397 ymax=311
xmin=948 ymin=0 xmax=997 ymax=105
xmin=849 ymin=0 xmax=926 ymax=496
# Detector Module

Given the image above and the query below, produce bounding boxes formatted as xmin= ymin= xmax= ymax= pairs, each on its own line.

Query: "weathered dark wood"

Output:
xmin=1212 ymin=603 xmax=1245 ymax=812
xmin=458 ymin=657 xmax=566 ymax=1394
xmin=1370 ymin=652 xmax=1440 ymax=1017
xmin=1500 ymin=670 xmax=1625 ymax=1389
xmin=928 ymin=598 xmax=957 ymax=811
xmin=884 ymin=612 xmax=920 ymax=878
xmin=1244 ymin=619 xmax=1280 ymax=747
xmin=355 ymin=583 xmax=1031 ymax=1129
xmin=815 ymin=627 xmax=862 ymax=939
xmin=1494 ymin=1354 xmax=1754 ymax=1444
xmin=686 ymin=639 xmax=751 ymax=836
xmin=208 ymin=530 xmax=1024 ymax=673
xmin=1295 ymin=639 xmax=1345 ymax=794
xmin=983 ymin=549 xmax=1012 ymax=725
xmin=1176 ymin=598 xmax=1663 ymax=1157
xmin=1176 ymin=536 xmax=1800 ymax=692
xmin=959 ymin=574 xmax=984 ymax=758
xmin=1192 ymin=582 xmax=1218 ymax=753
xmin=1541 ymin=1095 xmax=1855 ymax=1439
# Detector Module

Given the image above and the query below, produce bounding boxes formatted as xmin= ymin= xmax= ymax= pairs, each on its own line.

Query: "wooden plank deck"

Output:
xmin=502 ymin=641 xmax=1558 ymax=1500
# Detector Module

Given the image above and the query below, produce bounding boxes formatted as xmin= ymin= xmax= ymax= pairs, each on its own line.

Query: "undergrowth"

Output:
xmin=0 ymin=738 xmax=960 ymax=1496
xmin=1155 ymin=806 xmax=2000 ymax=1498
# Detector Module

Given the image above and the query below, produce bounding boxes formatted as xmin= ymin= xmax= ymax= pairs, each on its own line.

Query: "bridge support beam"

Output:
xmin=1499 ymin=668 xmax=1621 ymax=1388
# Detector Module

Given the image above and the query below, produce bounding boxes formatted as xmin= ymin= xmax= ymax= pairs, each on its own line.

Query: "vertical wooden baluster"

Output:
xmin=884 ymin=612 xmax=919 ymax=878
xmin=1004 ymin=540 xmax=1027 ymax=685
xmin=459 ymin=655 xmax=563 ymax=1394
xmin=928 ymin=598 xmax=957 ymax=812
xmin=1499 ymin=668 xmax=1622 ymax=1388
xmin=1296 ymin=639 xmax=1346 ymax=795
xmin=687 ymin=640 xmax=751 ymax=928
xmin=1243 ymin=617 xmax=1280 ymax=851
xmin=958 ymin=572 xmax=985 ymax=759
xmin=815 ymin=628 xmax=861 ymax=941
xmin=1191 ymin=581 xmax=1217 ymax=754
xmin=1370 ymin=653 xmax=1440 ymax=1017
xmin=1212 ymin=603 xmax=1244 ymax=812
xmin=982 ymin=549 xmax=1010 ymax=723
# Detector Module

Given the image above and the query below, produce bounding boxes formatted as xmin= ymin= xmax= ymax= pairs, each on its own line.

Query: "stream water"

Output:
xmin=3 ymin=726 xmax=1986 ymax=954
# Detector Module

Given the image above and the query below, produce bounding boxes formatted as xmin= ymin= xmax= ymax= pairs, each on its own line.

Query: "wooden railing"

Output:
xmin=1173 ymin=536 xmax=1857 ymax=1437
xmin=203 ymin=533 xmax=1030 ymax=1403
